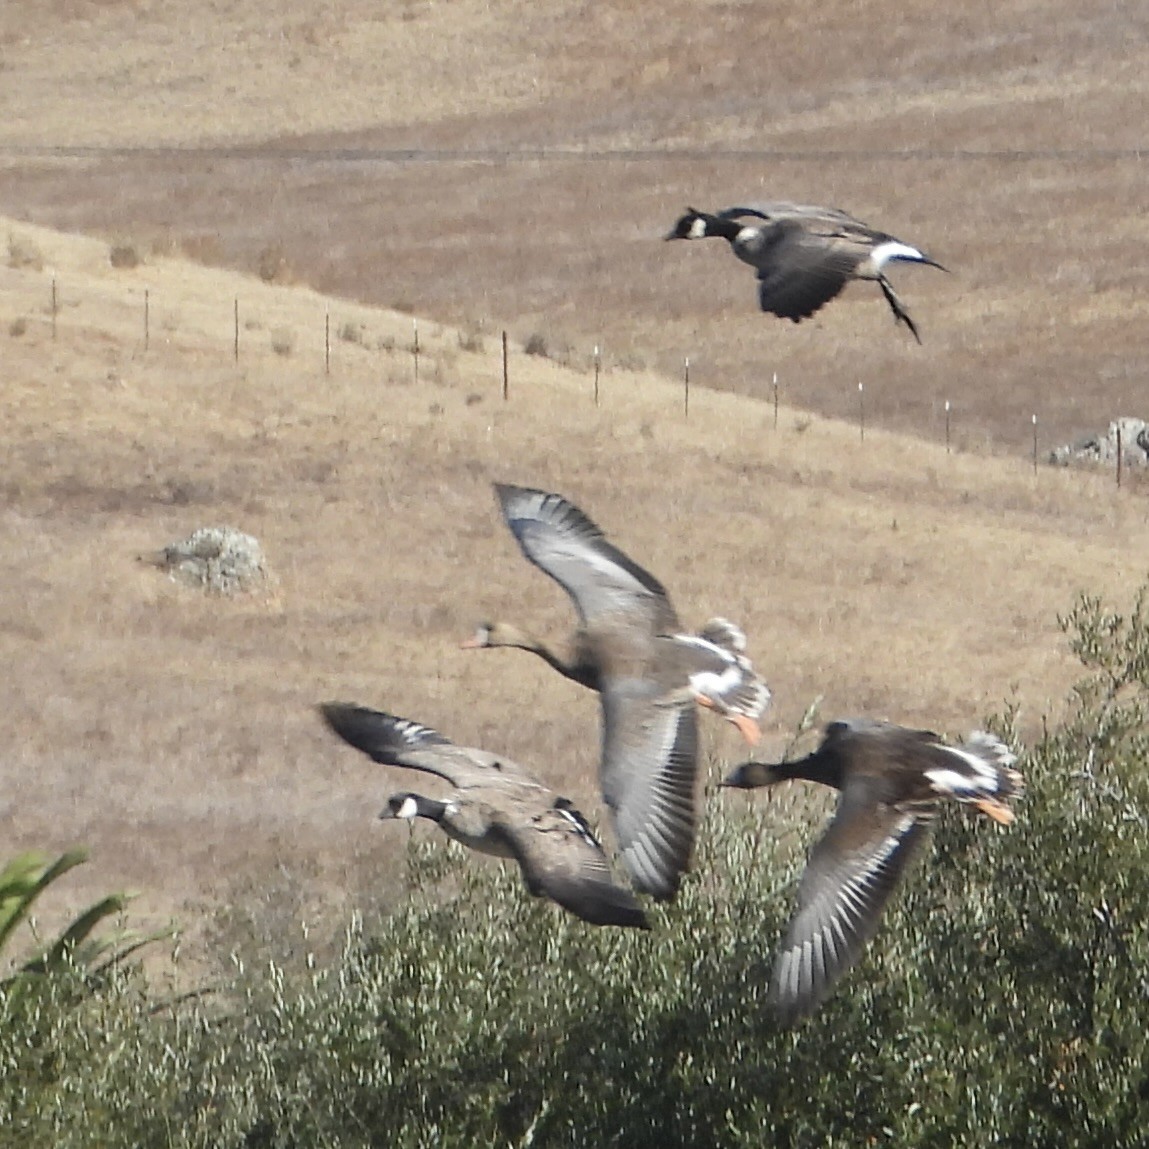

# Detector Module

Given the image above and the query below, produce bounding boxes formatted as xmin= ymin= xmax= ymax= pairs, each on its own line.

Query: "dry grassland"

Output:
xmin=1 ymin=217 xmax=1147 ymax=966
xmin=0 ymin=0 xmax=1148 ymax=966
xmin=1 ymin=0 xmax=1147 ymax=457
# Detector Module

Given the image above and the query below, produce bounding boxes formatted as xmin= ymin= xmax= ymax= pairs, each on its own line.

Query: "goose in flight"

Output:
xmin=723 ymin=718 xmax=1023 ymax=1022
xmin=665 ymin=203 xmax=946 ymax=342
xmin=463 ymin=483 xmax=771 ymax=900
xmin=320 ymin=702 xmax=650 ymax=929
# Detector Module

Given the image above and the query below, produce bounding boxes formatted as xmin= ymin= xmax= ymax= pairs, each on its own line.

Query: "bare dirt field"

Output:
xmin=1 ymin=0 xmax=1148 ymax=962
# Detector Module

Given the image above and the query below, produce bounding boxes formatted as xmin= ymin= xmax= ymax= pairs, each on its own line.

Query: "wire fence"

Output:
xmin=17 ymin=271 xmax=1147 ymax=489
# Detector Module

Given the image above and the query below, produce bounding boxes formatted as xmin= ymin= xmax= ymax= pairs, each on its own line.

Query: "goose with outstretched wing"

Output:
xmin=723 ymin=718 xmax=1023 ymax=1023
xmin=320 ymin=702 xmax=650 ymax=929
xmin=464 ymin=484 xmax=771 ymax=901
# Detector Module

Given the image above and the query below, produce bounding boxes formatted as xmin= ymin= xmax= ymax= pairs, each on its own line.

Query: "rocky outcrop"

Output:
xmin=1049 ymin=418 xmax=1149 ymax=468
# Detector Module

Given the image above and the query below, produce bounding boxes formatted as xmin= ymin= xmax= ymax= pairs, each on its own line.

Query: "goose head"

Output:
xmin=664 ymin=208 xmax=714 ymax=241
xmin=720 ymin=760 xmax=784 ymax=790
xmin=379 ymin=793 xmax=446 ymax=822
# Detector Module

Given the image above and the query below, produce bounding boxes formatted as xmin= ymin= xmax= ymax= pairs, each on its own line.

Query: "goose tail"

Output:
xmin=682 ymin=621 xmax=772 ymax=745
xmin=926 ymin=731 xmax=1024 ymax=824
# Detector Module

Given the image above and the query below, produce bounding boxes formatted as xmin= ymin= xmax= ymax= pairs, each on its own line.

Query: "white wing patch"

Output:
xmin=392 ymin=717 xmax=448 ymax=748
xmin=578 ymin=544 xmax=655 ymax=598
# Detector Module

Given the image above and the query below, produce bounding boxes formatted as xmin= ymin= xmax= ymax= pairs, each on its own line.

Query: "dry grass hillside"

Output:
xmin=0 ymin=0 xmax=1147 ymax=455
xmin=1 ymin=0 xmax=1147 ymax=964
xmin=1 ymin=217 xmax=1148 ymax=963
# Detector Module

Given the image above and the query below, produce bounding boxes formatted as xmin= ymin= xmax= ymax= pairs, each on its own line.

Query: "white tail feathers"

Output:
xmin=962 ymin=731 xmax=1018 ymax=770
xmin=697 ymin=617 xmax=748 ymax=654
xmin=926 ymin=731 xmax=1024 ymax=813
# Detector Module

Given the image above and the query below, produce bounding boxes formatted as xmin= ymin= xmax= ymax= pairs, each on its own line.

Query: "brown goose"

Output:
xmin=464 ymin=483 xmax=771 ymax=901
xmin=320 ymin=703 xmax=649 ymax=929
xmin=722 ymin=718 xmax=1023 ymax=1023
xmin=665 ymin=203 xmax=946 ymax=342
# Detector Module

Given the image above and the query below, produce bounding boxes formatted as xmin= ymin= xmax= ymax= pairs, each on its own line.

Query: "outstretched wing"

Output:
xmin=771 ymin=776 xmax=933 ymax=1024
xmin=598 ymin=680 xmax=700 ymax=901
xmin=319 ymin=703 xmax=542 ymax=790
xmin=494 ymin=484 xmax=678 ymax=631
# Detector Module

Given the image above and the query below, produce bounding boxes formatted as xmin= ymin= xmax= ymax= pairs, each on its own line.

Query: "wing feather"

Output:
xmin=320 ymin=703 xmax=542 ymax=790
xmin=755 ymin=228 xmax=866 ymax=321
xmin=599 ymin=683 xmax=699 ymax=900
xmin=494 ymin=484 xmax=677 ymax=630
xmin=771 ymin=778 xmax=932 ymax=1024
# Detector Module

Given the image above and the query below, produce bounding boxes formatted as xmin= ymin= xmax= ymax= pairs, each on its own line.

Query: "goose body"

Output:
xmin=665 ymin=203 xmax=946 ymax=342
xmin=722 ymin=718 xmax=1023 ymax=1023
xmin=465 ymin=483 xmax=771 ymax=901
xmin=321 ymin=703 xmax=650 ymax=929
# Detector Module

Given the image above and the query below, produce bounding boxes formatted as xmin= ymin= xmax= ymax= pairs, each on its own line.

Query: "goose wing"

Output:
xmin=717 ymin=202 xmax=867 ymax=229
xmin=319 ymin=703 xmax=542 ymax=791
xmin=754 ymin=221 xmax=869 ymax=321
xmin=499 ymin=799 xmax=651 ymax=928
xmin=598 ymin=680 xmax=700 ymax=900
xmin=494 ymin=484 xmax=678 ymax=631
xmin=771 ymin=775 xmax=933 ymax=1024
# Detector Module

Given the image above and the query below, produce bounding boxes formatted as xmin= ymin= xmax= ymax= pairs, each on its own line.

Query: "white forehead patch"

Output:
xmin=396 ymin=796 xmax=420 ymax=820
xmin=688 ymin=216 xmax=709 ymax=239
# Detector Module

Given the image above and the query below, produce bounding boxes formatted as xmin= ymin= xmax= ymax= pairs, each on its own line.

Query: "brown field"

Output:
xmin=1 ymin=1 xmax=1148 ymax=962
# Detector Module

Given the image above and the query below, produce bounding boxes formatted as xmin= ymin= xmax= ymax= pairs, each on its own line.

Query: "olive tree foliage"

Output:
xmin=4 ymin=585 xmax=1149 ymax=1148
